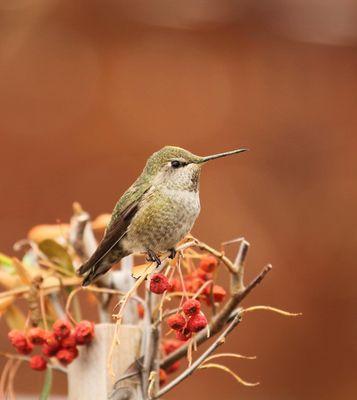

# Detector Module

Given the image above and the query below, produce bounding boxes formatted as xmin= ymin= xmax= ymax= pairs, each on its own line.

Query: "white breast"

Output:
xmin=162 ymin=188 xmax=201 ymax=216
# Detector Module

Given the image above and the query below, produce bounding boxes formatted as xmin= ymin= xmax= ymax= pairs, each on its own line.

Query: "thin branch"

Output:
xmin=154 ymin=313 xmax=242 ymax=398
xmin=69 ymin=202 xmax=93 ymax=262
xmin=0 ymin=277 xmax=81 ymax=300
xmin=231 ymin=239 xmax=250 ymax=293
xmin=0 ymin=352 xmax=67 ymax=374
xmin=193 ymin=240 xmax=236 ymax=274
xmin=160 ymin=264 xmax=272 ymax=370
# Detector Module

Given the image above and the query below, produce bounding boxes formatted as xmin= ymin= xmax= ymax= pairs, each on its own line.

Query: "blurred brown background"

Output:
xmin=1 ymin=0 xmax=357 ymax=399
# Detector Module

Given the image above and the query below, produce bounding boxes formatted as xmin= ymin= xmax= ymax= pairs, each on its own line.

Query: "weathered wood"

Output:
xmin=68 ymin=323 xmax=142 ymax=400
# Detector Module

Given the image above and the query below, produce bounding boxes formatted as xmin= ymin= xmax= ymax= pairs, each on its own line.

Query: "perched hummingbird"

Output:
xmin=79 ymin=146 xmax=247 ymax=286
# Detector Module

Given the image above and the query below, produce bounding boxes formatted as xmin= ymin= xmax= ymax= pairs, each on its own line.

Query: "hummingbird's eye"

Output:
xmin=171 ymin=160 xmax=181 ymax=169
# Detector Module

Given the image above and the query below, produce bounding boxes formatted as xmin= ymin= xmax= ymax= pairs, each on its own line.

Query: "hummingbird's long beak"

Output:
xmin=198 ymin=148 xmax=248 ymax=163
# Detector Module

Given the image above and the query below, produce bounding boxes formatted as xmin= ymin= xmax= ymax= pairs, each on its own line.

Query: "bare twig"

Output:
xmin=193 ymin=240 xmax=236 ymax=274
xmin=69 ymin=202 xmax=96 ymax=263
xmin=160 ymin=264 xmax=272 ymax=370
xmin=231 ymin=239 xmax=250 ymax=293
xmin=155 ymin=313 xmax=242 ymax=398
xmin=0 ymin=277 xmax=81 ymax=300
xmin=0 ymin=352 xmax=67 ymax=374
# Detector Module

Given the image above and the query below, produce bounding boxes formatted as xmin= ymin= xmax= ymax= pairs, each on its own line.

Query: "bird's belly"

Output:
xmin=123 ymin=189 xmax=200 ymax=254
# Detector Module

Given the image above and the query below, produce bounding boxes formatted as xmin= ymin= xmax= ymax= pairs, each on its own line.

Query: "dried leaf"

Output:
xmin=3 ymin=305 xmax=26 ymax=330
xmin=39 ymin=239 xmax=73 ymax=272
xmin=0 ymin=297 xmax=14 ymax=314
xmin=198 ymin=363 xmax=259 ymax=387
xmin=131 ymin=263 xmax=150 ymax=279
xmin=12 ymin=258 xmax=32 ymax=285
xmin=28 ymin=224 xmax=69 ymax=243
xmin=0 ymin=271 xmax=20 ymax=289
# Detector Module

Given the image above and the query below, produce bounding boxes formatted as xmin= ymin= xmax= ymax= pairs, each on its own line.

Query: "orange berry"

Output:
xmin=167 ymin=314 xmax=186 ymax=331
xmin=198 ymin=255 xmax=218 ymax=273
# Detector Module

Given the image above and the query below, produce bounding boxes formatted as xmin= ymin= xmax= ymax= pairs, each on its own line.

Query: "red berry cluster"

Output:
xmin=167 ymin=299 xmax=208 ymax=341
xmin=185 ymin=256 xmax=227 ymax=305
xmin=8 ymin=319 xmax=95 ymax=371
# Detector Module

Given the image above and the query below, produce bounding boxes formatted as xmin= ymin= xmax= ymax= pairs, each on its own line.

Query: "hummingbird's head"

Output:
xmin=144 ymin=146 xmax=248 ymax=191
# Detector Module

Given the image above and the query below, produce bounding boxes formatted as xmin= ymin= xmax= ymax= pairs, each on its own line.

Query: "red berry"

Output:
xmin=205 ymin=284 xmax=227 ymax=305
xmin=45 ymin=332 xmax=60 ymax=347
xmin=182 ymin=299 xmax=201 ymax=316
xmin=42 ymin=332 xmax=61 ymax=357
xmin=137 ymin=303 xmax=144 ymax=319
xmin=159 ymin=369 xmax=167 ymax=386
xmin=175 ymin=329 xmax=192 ymax=341
xmin=187 ymin=313 xmax=208 ymax=333
xmin=167 ymin=314 xmax=186 ymax=331
xmin=8 ymin=330 xmax=27 ymax=348
xmin=186 ymin=277 xmax=203 ymax=293
xmin=165 ymin=360 xmax=180 ymax=374
xmin=29 ymin=355 xmax=47 ymax=371
xmin=175 ymin=329 xmax=192 ymax=342
xmin=8 ymin=330 xmax=34 ymax=355
xmin=22 ymin=341 xmax=34 ymax=355
xmin=42 ymin=343 xmax=59 ymax=357
xmin=163 ymin=339 xmax=182 ymax=355
xmin=28 ymin=327 xmax=48 ymax=345
xmin=53 ymin=319 xmax=71 ymax=339
xmin=212 ymin=285 xmax=226 ymax=303
xmin=61 ymin=334 xmax=77 ymax=349
xmin=168 ymin=278 xmax=181 ymax=292
xmin=150 ymin=273 xmax=169 ymax=294
xmin=74 ymin=320 xmax=95 ymax=345
xmin=198 ymin=255 xmax=218 ymax=273
xmin=196 ymin=269 xmax=213 ymax=281
xmin=56 ymin=347 xmax=78 ymax=365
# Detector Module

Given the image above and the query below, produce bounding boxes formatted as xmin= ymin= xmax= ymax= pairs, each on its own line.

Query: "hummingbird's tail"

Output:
xmin=79 ymin=261 xmax=111 ymax=287
xmin=78 ymin=247 xmax=126 ymax=286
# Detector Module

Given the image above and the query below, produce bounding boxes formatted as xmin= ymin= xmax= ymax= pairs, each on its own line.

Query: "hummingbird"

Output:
xmin=79 ymin=146 xmax=247 ymax=286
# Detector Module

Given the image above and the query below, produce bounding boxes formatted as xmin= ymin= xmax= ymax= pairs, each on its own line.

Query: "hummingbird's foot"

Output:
xmin=168 ymin=248 xmax=177 ymax=259
xmin=146 ymin=249 xmax=161 ymax=266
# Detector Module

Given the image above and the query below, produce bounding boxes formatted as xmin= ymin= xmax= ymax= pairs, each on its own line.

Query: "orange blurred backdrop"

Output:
xmin=0 ymin=1 xmax=356 ymax=399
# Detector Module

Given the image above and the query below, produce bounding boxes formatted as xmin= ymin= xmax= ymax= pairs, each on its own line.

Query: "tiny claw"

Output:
xmin=169 ymin=248 xmax=177 ymax=259
xmin=146 ymin=249 xmax=161 ymax=265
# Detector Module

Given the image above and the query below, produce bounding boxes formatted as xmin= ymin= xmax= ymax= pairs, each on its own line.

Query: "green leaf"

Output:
xmin=40 ymin=368 xmax=53 ymax=400
xmin=39 ymin=239 xmax=74 ymax=272
xmin=0 ymin=252 xmax=15 ymax=274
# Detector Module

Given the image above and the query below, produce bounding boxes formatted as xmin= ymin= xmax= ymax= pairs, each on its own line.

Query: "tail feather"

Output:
xmin=81 ymin=263 xmax=112 ymax=286
xmin=78 ymin=260 xmax=91 ymax=276
xmin=78 ymin=248 xmax=126 ymax=286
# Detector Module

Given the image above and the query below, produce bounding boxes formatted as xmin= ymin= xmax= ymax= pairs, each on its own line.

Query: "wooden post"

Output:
xmin=68 ymin=323 xmax=142 ymax=400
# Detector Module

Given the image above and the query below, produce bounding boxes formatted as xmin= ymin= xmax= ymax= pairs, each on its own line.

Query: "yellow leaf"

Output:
xmin=0 ymin=296 xmax=14 ymax=313
xmin=39 ymin=239 xmax=73 ymax=272
xmin=28 ymin=224 xmax=69 ymax=243
xmin=0 ymin=270 xmax=20 ymax=289
xmin=12 ymin=258 xmax=32 ymax=285
xmin=3 ymin=305 xmax=26 ymax=330
xmin=131 ymin=263 xmax=151 ymax=279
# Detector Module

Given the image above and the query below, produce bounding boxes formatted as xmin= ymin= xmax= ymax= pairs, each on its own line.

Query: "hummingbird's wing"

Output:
xmin=78 ymin=180 xmax=150 ymax=281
